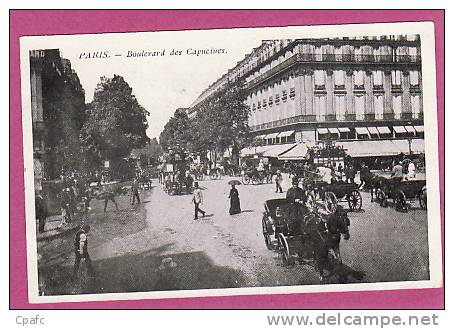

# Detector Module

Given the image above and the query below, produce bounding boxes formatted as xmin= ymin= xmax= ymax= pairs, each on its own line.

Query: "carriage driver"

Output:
xmin=285 ymin=177 xmax=310 ymax=234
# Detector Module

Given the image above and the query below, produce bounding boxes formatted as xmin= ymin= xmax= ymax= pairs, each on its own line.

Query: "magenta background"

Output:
xmin=9 ymin=10 xmax=444 ymax=309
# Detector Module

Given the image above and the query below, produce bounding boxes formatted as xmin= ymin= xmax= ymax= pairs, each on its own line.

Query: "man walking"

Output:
xmin=192 ymin=182 xmax=206 ymax=220
xmin=275 ymin=170 xmax=283 ymax=193
xmin=72 ymin=224 xmax=95 ymax=279
xmin=131 ymin=178 xmax=141 ymax=205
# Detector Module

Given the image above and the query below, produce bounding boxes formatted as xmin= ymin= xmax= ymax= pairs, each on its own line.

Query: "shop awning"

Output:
xmin=410 ymin=139 xmax=425 ymax=153
xmin=240 ymin=145 xmax=268 ymax=157
xmin=265 ymin=132 xmax=279 ymax=139
xmin=338 ymin=141 xmax=398 ymax=157
xmin=414 ymin=126 xmax=424 ymax=133
xmin=338 ymin=127 xmax=350 ymax=133
xmin=404 ymin=126 xmax=416 ymax=134
xmin=355 ymin=127 xmax=369 ymax=135
xmin=393 ymin=126 xmax=407 ymax=133
xmin=277 ymin=130 xmax=295 ymax=138
xmin=337 ymin=139 xmax=425 ymax=157
xmin=278 ymin=143 xmax=310 ymax=160
xmin=367 ymin=127 xmax=380 ymax=135
xmin=262 ymin=143 xmax=297 ymax=157
xmin=317 ymin=128 xmax=329 ymax=134
xmin=377 ymin=126 xmax=391 ymax=134
xmin=328 ymin=127 xmax=339 ymax=134
xmin=255 ymin=134 xmax=266 ymax=139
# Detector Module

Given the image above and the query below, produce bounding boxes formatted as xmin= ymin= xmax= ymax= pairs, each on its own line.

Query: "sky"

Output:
xmin=51 ymin=29 xmax=267 ymax=140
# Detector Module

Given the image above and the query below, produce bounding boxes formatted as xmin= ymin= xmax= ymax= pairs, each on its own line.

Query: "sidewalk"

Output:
xmin=37 ymin=212 xmax=85 ymax=242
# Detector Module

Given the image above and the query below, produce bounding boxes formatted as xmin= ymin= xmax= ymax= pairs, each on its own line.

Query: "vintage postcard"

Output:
xmin=19 ymin=22 xmax=442 ymax=304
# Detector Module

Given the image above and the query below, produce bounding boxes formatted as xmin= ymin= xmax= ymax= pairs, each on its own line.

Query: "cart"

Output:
xmin=376 ymin=177 xmax=427 ymax=212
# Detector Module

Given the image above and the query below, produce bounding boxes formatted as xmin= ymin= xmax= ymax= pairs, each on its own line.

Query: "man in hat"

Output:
xmin=131 ymin=178 xmax=141 ymax=205
xmin=72 ymin=224 xmax=95 ymax=278
xmin=275 ymin=170 xmax=283 ymax=193
xmin=391 ymin=160 xmax=404 ymax=183
xmin=192 ymin=182 xmax=206 ymax=220
xmin=285 ymin=177 xmax=308 ymax=234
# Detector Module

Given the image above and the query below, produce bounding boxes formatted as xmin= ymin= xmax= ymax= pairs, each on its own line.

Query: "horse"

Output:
xmin=301 ymin=206 xmax=351 ymax=282
xmin=88 ymin=185 xmax=128 ymax=212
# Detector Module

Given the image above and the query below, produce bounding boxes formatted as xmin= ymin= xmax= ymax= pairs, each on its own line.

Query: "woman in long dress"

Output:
xmin=229 ymin=185 xmax=241 ymax=215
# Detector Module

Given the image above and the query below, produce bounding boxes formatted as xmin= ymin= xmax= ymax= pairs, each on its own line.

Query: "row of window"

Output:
xmin=250 ymin=87 xmax=421 ymax=114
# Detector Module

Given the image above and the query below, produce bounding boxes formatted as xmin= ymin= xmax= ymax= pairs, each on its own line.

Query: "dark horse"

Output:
xmin=301 ymin=206 xmax=351 ymax=282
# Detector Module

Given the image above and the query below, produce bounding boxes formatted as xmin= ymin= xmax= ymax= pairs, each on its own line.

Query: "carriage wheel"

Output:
xmin=252 ymin=176 xmax=260 ymax=185
xmin=210 ymin=172 xmax=217 ymax=180
xmin=418 ymin=189 xmax=427 ymax=210
xmin=348 ymin=190 xmax=362 ymax=211
xmin=278 ymin=233 xmax=294 ymax=266
xmin=262 ymin=217 xmax=273 ymax=250
xmin=306 ymin=191 xmax=317 ymax=210
xmin=377 ymin=189 xmax=387 ymax=207
xmin=324 ymin=192 xmax=338 ymax=214
xmin=242 ymin=175 xmax=251 ymax=185
xmin=395 ymin=191 xmax=408 ymax=212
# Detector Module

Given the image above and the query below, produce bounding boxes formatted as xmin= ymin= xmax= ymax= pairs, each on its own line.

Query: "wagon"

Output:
xmin=306 ymin=180 xmax=362 ymax=214
xmin=261 ymin=197 xmax=351 ymax=281
xmin=376 ymin=177 xmax=427 ymax=212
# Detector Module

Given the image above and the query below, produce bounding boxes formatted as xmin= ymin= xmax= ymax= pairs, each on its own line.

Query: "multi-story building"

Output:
xmin=30 ymin=49 xmax=85 ymax=188
xmin=191 ymin=35 xmax=425 ymax=162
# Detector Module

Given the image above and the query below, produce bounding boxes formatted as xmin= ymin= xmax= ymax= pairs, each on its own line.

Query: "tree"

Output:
xmin=159 ymin=108 xmax=192 ymax=151
xmin=190 ymin=81 xmax=251 ymax=163
xmin=80 ymin=75 xmax=150 ymax=174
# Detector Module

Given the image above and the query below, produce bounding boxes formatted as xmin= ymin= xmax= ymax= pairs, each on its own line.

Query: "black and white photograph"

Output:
xmin=20 ymin=22 xmax=442 ymax=303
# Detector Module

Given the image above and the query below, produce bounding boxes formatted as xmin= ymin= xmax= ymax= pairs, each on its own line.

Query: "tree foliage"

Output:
xmin=80 ymin=75 xmax=150 ymax=170
xmin=159 ymin=108 xmax=193 ymax=151
xmin=189 ymin=81 xmax=251 ymax=158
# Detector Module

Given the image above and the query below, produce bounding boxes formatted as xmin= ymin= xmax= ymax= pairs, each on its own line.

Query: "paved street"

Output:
xmin=37 ymin=175 xmax=429 ymax=296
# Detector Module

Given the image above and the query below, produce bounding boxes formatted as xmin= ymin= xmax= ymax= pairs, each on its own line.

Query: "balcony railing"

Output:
xmin=246 ymin=53 xmax=421 ymax=89
xmin=250 ymin=111 xmax=424 ymax=131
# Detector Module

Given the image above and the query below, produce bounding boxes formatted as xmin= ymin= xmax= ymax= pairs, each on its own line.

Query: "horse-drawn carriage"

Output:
xmin=301 ymin=172 xmax=362 ymax=214
xmin=314 ymin=181 xmax=362 ymax=214
xmin=374 ymin=177 xmax=427 ymax=212
xmin=261 ymin=198 xmax=351 ymax=282
xmin=241 ymin=168 xmax=272 ymax=185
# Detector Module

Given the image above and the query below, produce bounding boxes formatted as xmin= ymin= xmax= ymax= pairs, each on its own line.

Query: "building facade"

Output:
xmin=191 ymin=35 xmax=424 ymax=160
xmin=30 ymin=49 xmax=85 ymax=186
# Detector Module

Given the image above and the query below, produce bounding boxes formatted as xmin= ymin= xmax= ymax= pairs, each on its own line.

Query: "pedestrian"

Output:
xmin=228 ymin=185 xmax=241 ymax=215
xmin=131 ymin=178 xmax=141 ymax=205
xmin=275 ymin=170 xmax=283 ymax=193
xmin=391 ymin=161 xmax=404 ymax=183
xmin=358 ymin=162 xmax=369 ymax=190
xmin=407 ymin=159 xmax=416 ymax=179
xmin=346 ymin=164 xmax=355 ymax=184
xmin=192 ymin=182 xmax=206 ymax=220
xmin=58 ymin=188 xmax=71 ymax=228
xmin=72 ymin=224 xmax=95 ymax=279
xmin=35 ymin=194 xmax=47 ymax=233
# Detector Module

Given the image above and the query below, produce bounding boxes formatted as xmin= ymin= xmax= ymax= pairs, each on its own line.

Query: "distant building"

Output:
xmin=30 ymin=49 xmax=85 ymax=184
xmin=189 ymin=36 xmax=424 ymax=162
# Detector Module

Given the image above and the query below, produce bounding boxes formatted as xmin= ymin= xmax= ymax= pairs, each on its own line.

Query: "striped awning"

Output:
xmin=277 ymin=130 xmax=295 ymax=138
xmin=367 ymin=127 xmax=380 ymax=135
xmin=355 ymin=127 xmax=369 ymax=135
xmin=404 ymin=126 xmax=416 ymax=134
xmin=265 ymin=132 xmax=279 ymax=139
xmin=393 ymin=126 xmax=407 ymax=133
xmin=338 ymin=127 xmax=350 ymax=133
xmin=317 ymin=128 xmax=329 ymax=134
xmin=328 ymin=127 xmax=339 ymax=134
xmin=414 ymin=126 xmax=424 ymax=133
xmin=377 ymin=126 xmax=391 ymax=134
